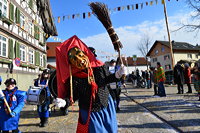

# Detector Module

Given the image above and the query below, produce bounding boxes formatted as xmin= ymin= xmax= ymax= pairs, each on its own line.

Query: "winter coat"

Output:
xmin=184 ymin=67 xmax=191 ymax=84
xmin=0 ymin=87 xmax=26 ymax=130
xmin=174 ymin=64 xmax=185 ymax=85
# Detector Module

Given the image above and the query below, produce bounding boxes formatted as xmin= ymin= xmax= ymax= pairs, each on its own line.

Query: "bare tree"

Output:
xmin=137 ymin=34 xmax=152 ymax=70
xmin=175 ymin=0 xmax=200 ymax=33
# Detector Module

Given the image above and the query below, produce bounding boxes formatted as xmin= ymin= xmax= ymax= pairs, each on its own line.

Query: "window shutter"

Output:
xmin=8 ymin=39 xmax=14 ymax=59
xmin=9 ymin=3 xmax=14 ymax=22
xmin=15 ymin=41 xmax=20 ymax=58
xmin=15 ymin=8 xmax=20 ymax=24
xmin=43 ymin=55 xmax=46 ymax=67
xmin=38 ymin=28 xmax=40 ymax=40
xmin=35 ymin=51 xmax=39 ymax=66
xmin=34 ymin=25 xmax=37 ymax=39
xmin=29 ymin=0 xmax=33 ymax=9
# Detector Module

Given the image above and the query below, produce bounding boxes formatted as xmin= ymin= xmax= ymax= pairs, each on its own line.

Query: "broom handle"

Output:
xmin=4 ymin=98 xmax=12 ymax=114
xmin=118 ymin=49 xmax=123 ymax=65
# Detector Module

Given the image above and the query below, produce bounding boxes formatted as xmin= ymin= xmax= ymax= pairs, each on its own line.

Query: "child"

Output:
xmin=0 ymin=78 xmax=26 ymax=133
xmin=34 ymin=69 xmax=51 ymax=127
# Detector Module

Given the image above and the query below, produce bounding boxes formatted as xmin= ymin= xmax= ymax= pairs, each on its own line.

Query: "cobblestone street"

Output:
xmin=18 ymin=83 xmax=200 ymax=133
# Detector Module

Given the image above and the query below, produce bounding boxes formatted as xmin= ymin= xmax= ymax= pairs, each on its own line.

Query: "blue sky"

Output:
xmin=48 ymin=0 xmax=199 ymax=62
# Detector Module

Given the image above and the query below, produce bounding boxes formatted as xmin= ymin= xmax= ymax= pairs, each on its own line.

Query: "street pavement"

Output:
xmin=18 ymin=83 xmax=200 ymax=133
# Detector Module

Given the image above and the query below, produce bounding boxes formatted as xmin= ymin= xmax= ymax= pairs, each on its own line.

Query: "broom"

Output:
xmin=89 ymin=2 xmax=124 ymax=64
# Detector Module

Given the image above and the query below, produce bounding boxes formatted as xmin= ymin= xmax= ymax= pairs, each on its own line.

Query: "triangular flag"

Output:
xmin=58 ymin=17 xmax=60 ymax=23
xmin=83 ymin=13 xmax=86 ymax=19
xmin=63 ymin=16 xmax=65 ymax=21
xmin=141 ymin=3 xmax=143 ymax=9
xmin=150 ymin=1 xmax=153 ymax=5
xmin=136 ymin=4 xmax=138 ymax=9
xmin=146 ymin=2 xmax=148 ymax=6
xmin=72 ymin=14 xmax=75 ymax=19
xmin=117 ymin=7 xmax=121 ymax=11
xmin=156 ymin=0 xmax=158 ymax=4
xmin=127 ymin=5 xmax=130 ymax=10
xmin=67 ymin=15 xmax=70 ymax=19
xmin=88 ymin=12 xmax=91 ymax=18
xmin=162 ymin=0 xmax=165 ymax=4
xmin=122 ymin=6 xmax=125 ymax=11
xmin=76 ymin=14 xmax=80 ymax=18
xmin=132 ymin=5 xmax=134 ymax=10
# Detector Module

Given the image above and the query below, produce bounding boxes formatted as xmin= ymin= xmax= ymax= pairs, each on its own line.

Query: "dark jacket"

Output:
xmin=67 ymin=65 xmax=119 ymax=112
xmin=174 ymin=64 xmax=185 ymax=85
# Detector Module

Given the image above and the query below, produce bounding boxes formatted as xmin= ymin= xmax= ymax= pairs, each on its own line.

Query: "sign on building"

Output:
xmin=132 ymin=55 xmax=137 ymax=61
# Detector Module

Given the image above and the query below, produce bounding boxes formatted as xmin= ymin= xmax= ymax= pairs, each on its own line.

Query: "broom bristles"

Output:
xmin=89 ymin=2 xmax=123 ymax=52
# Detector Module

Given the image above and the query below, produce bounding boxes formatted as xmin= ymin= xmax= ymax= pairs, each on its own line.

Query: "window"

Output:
xmin=28 ymin=21 xmax=34 ymax=36
xmin=40 ymin=53 xmax=43 ymax=66
xmin=20 ymin=44 xmax=26 ymax=62
xmin=164 ymin=55 xmax=170 ymax=60
xmin=165 ymin=64 xmax=171 ymax=70
xmin=187 ymin=54 xmax=192 ymax=59
xmin=161 ymin=47 xmax=165 ymax=52
xmin=0 ymin=35 xmax=7 ymax=57
xmin=0 ymin=0 xmax=7 ymax=17
xmin=20 ymin=13 xmax=25 ymax=29
xmin=153 ymin=58 xmax=157 ymax=63
xmin=28 ymin=49 xmax=34 ymax=64
xmin=155 ymin=49 xmax=158 ymax=55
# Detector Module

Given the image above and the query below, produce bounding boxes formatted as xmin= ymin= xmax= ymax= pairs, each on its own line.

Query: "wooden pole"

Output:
xmin=0 ymin=89 xmax=11 ymax=114
xmin=163 ymin=0 xmax=175 ymax=68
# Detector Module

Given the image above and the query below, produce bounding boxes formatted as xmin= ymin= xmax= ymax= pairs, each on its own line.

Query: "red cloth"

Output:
xmin=56 ymin=35 xmax=104 ymax=98
xmin=184 ymin=68 xmax=191 ymax=84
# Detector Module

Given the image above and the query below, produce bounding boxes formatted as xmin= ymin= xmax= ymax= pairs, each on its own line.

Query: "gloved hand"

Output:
xmin=10 ymin=111 xmax=16 ymax=117
xmin=115 ymin=65 xmax=127 ymax=79
xmin=54 ymin=98 xmax=66 ymax=108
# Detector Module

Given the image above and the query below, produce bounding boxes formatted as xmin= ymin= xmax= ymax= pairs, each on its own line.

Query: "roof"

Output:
xmin=36 ymin=0 xmax=58 ymax=36
xmin=147 ymin=40 xmax=200 ymax=56
xmin=106 ymin=57 xmax=150 ymax=66
xmin=47 ymin=42 xmax=61 ymax=57
xmin=126 ymin=57 xmax=150 ymax=66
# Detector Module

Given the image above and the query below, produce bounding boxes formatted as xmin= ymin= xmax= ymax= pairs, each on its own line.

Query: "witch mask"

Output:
xmin=68 ymin=47 xmax=89 ymax=70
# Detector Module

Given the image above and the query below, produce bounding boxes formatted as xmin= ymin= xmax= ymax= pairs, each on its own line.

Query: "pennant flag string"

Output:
xmin=52 ymin=0 xmax=178 ymax=23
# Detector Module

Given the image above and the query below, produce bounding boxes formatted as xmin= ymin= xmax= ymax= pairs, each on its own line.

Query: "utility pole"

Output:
xmin=163 ymin=0 xmax=175 ymax=68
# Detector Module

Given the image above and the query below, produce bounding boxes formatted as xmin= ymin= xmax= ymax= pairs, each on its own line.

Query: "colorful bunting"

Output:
xmin=52 ymin=0 xmax=178 ymax=22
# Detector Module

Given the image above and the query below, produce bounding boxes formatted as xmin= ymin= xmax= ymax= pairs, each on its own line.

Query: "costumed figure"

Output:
xmin=0 ymin=78 xmax=26 ymax=133
xmin=156 ymin=62 xmax=166 ymax=97
xmin=34 ymin=69 xmax=51 ymax=127
xmin=114 ymin=57 xmax=124 ymax=112
xmin=184 ymin=63 xmax=192 ymax=93
xmin=174 ymin=62 xmax=185 ymax=94
xmin=107 ymin=59 xmax=118 ymax=110
xmin=55 ymin=35 xmax=126 ymax=133
xmin=150 ymin=67 xmax=158 ymax=96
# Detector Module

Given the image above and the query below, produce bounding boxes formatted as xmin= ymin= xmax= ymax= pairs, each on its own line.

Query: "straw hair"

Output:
xmin=69 ymin=65 xmax=73 ymax=103
xmin=89 ymin=2 xmax=123 ymax=51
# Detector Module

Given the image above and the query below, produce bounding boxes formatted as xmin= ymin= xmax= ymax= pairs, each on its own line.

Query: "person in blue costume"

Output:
xmin=34 ymin=69 xmax=51 ymax=127
xmin=114 ymin=57 xmax=124 ymax=112
xmin=0 ymin=78 xmax=26 ymax=133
